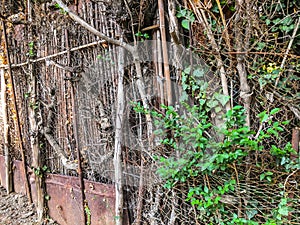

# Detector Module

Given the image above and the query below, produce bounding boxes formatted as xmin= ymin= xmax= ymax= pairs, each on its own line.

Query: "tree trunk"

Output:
xmin=235 ymin=0 xmax=252 ymax=127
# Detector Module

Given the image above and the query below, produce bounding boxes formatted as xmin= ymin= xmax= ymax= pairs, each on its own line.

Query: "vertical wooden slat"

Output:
xmin=114 ymin=36 xmax=125 ymax=225
xmin=0 ymin=68 xmax=12 ymax=193
xmin=158 ymin=0 xmax=172 ymax=105
xmin=1 ymin=19 xmax=31 ymax=200
xmin=27 ymin=0 xmax=44 ymax=220
xmin=66 ymin=28 xmax=87 ymax=225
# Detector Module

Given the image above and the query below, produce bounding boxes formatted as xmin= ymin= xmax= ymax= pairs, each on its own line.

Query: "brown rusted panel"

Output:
xmin=291 ymin=128 xmax=300 ymax=160
xmin=12 ymin=159 xmax=27 ymax=194
xmin=0 ymin=155 xmax=5 ymax=187
xmin=84 ymin=180 xmax=115 ymax=225
xmin=0 ymin=156 xmax=29 ymax=195
xmin=292 ymin=128 xmax=300 ymax=152
xmin=46 ymin=174 xmax=85 ymax=225
xmin=45 ymin=174 xmax=116 ymax=225
xmin=0 ymin=159 xmax=117 ymax=225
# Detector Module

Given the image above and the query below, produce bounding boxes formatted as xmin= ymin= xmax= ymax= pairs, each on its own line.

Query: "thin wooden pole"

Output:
xmin=71 ymin=81 xmax=87 ymax=225
xmin=114 ymin=38 xmax=125 ymax=225
xmin=158 ymin=0 xmax=173 ymax=105
xmin=0 ymin=68 xmax=12 ymax=194
xmin=1 ymin=19 xmax=32 ymax=202
xmin=66 ymin=29 xmax=87 ymax=225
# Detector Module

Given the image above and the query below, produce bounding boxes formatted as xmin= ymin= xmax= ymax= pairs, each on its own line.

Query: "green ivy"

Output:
xmin=176 ymin=8 xmax=195 ymax=30
xmin=142 ymin=86 xmax=298 ymax=224
xmin=135 ymin=31 xmax=150 ymax=41
xmin=28 ymin=41 xmax=35 ymax=57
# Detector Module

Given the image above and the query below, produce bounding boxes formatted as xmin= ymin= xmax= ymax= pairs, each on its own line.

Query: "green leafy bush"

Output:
xmin=143 ymin=89 xmax=298 ymax=224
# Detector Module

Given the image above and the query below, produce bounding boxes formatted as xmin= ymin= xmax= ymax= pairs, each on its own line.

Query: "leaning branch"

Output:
xmin=42 ymin=94 xmax=77 ymax=170
xmin=43 ymin=132 xmax=78 ymax=170
xmin=55 ymin=0 xmax=134 ymax=53
xmin=275 ymin=18 xmax=300 ymax=87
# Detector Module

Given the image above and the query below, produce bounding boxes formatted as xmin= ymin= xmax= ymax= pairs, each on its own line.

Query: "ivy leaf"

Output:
xmin=270 ymin=108 xmax=280 ymax=115
xmin=281 ymin=16 xmax=293 ymax=26
xmin=281 ymin=157 xmax=287 ymax=165
xmin=246 ymin=209 xmax=258 ymax=220
xmin=184 ymin=66 xmax=191 ymax=74
xmin=285 ymin=24 xmax=294 ymax=33
xmin=278 ymin=206 xmax=289 ymax=216
xmin=256 ymin=42 xmax=266 ymax=50
xmin=215 ymin=106 xmax=222 ymax=113
xmin=182 ymin=19 xmax=190 ymax=30
xmin=204 ymin=186 xmax=209 ymax=193
xmin=189 ymin=14 xmax=195 ymax=23
xmin=207 ymin=100 xmax=218 ymax=109
xmin=282 ymin=120 xmax=290 ymax=125
xmin=258 ymin=111 xmax=268 ymax=123
xmin=214 ymin=93 xmax=230 ymax=106
xmin=176 ymin=9 xmax=187 ymax=18
xmin=193 ymin=68 xmax=205 ymax=78
xmin=180 ymin=91 xmax=189 ymax=102
xmin=273 ymin=18 xmax=281 ymax=25
xmin=211 ymin=5 xmax=219 ymax=13
xmin=265 ymin=171 xmax=273 ymax=176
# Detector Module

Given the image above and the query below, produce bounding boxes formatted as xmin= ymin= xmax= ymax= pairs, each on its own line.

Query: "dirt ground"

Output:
xmin=0 ymin=186 xmax=59 ymax=225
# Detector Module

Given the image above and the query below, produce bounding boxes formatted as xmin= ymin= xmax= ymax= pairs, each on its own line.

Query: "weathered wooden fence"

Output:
xmin=0 ymin=1 xmax=127 ymax=224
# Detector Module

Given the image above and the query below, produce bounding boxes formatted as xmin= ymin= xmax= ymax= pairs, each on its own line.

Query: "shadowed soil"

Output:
xmin=0 ymin=186 xmax=59 ymax=225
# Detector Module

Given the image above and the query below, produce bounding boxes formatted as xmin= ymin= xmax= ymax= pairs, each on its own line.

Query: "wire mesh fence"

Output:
xmin=0 ymin=0 xmax=299 ymax=224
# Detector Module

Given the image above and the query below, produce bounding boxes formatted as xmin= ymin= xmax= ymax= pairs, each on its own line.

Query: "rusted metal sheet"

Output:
xmin=45 ymin=174 xmax=85 ymax=225
xmin=0 ymin=155 xmax=28 ymax=194
xmin=0 ymin=155 xmax=5 ymax=188
xmin=84 ymin=180 xmax=116 ymax=225
xmin=0 ymin=157 xmax=117 ymax=225
xmin=291 ymin=128 xmax=300 ymax=160
xmin=13 ymin=159 xmax=27 ymax=194
xmin=292 ymin=128 xmax=299 ymax=152
xmin=45 ymin=174 xmax=116 ymax=225
xmin=0 ymin=155 xmax=32 ymax=196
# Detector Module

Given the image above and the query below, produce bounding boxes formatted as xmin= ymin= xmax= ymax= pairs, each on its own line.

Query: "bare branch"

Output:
xmin=0 ymin=40 xmax=108 ymax=69
xmin=43 ymin=131 xmax=78 ymax=170
xmin=288 ymin=105 xmax=300 ymax=120
xmin=42 ymin=93 xmax=78 ymax=170
xmin=275 ymin=18 xmax=300 ymax=87
xmin=54 ymin=0 xmax=134 ymax=53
